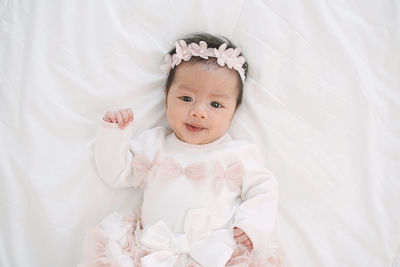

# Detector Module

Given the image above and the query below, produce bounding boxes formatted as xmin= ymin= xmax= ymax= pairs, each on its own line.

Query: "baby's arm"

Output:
xmin=232 ymin=144 xmax=279 ymax=252
xmin=94 ymin=108 xmax=136 ymax=189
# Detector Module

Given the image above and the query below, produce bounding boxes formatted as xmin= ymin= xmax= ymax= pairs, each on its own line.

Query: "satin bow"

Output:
xmin=158 ymin=158 xmax=208 ymax=180
xmin=213 ymin=161 xmax=244 ymax=194
xmin=131 ymin=151 xmax=160 ymax=187
xmin=139 ymin=208 xmax=235 ymax=267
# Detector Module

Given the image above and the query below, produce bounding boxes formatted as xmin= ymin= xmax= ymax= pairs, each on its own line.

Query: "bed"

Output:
xmin=1 ymin=0 xmax=399 ymax=266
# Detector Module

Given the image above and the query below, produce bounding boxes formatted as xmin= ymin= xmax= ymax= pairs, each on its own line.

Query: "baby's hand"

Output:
xmin=103 ymin=108 xmax=134 ymax=129
xmin=233 ymin=227 xmax=253 ymax=251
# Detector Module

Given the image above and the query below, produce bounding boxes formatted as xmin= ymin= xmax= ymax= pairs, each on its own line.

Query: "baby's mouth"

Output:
xmin=185 ymin=123 xmax=204 ymax=132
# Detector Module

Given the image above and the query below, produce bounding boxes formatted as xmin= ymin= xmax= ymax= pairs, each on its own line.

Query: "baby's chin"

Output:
xmin=179 ymin=135 xmax=209 ymax=145
xmin=181 ymin=133 xmax=225 ymax=145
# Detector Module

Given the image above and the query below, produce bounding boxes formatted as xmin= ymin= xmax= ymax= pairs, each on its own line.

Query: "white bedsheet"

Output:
xmin=1 ymin=0 xmax=399 ymax=266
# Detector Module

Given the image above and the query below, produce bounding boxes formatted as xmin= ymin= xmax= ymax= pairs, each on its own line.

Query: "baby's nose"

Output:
xmin=190 ymin=105 xmax=207 ymax=119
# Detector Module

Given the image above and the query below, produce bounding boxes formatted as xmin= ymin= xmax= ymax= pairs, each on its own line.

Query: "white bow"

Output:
xmin=139 ymin=209 xmax=236 ymax=267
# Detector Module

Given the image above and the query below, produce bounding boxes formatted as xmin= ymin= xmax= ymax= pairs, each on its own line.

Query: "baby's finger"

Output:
xmin=116 ymin=111 xmax=124 ymax=129
xmin=127 ymin=108 xmax=134 ymax=122
xmin=233 ymin=227 xmax=244 ymax=237
xmin=243 ymin=239 xmax=253 ymax=249
xmin=103 ymin=116 xmax=112 ymax=123
xmin=234 ymin=233 xmax=249 ymax=243
xmin=110 ymin=112 xmax=117 ymax=123
xmin=121 ymin=110 xmax=130 ymax=125
xmin=244 ymin=244 xmax=253 ymax=251
xmin=103 ymin=111 xmax=115 ymax=123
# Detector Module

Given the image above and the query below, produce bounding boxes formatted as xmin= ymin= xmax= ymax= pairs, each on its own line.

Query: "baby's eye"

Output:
xmin=210 ymin=101 xmax=222 ymax=108
xmin=180 ymin=96 xmax=193 ymax=102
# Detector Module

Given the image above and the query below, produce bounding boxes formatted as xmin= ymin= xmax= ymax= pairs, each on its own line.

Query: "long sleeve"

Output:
xmin=94 ymin=120 xmax=136 ymax=189
xmin=94 ymin=119 xmax=168 ymax=189
xmin=232 ymin=144 xmax=279 ymax=251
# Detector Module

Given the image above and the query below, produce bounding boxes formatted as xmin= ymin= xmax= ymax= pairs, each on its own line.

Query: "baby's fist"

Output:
xmin=233 ymin=227 xmax=253 ymax=251
xmin=103 ymin=108 xmax=134 ymax=129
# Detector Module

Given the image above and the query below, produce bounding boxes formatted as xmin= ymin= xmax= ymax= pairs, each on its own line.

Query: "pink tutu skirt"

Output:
xmin=78 ymin=212 xmax=282 ymax=267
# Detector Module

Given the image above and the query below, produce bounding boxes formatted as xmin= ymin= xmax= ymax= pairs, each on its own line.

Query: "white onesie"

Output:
xmin=82 ymin=119 xmax=279 ymax=267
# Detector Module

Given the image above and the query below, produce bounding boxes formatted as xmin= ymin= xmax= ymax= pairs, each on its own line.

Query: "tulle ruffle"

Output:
xmin=225 ymin=243 xmax=282 ymax=267
xmin=78 ymin=211 xmax=147 ymax=267
xmin=78 ymin=212 xmax=282 ymax=267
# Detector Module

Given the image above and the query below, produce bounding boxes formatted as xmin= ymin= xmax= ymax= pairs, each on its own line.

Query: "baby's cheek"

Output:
xmin=166 ymin=105 xmax=182 ymax=122
xmin=219 ymin=113 xmax=234 ymax=131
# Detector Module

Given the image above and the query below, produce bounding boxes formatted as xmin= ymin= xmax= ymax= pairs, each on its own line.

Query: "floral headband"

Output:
xmin=161 ymin=40 xmax=246 ymax=82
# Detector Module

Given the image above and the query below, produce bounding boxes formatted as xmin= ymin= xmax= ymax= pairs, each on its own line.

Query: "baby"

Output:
xmin=79 ymin=33 xmax=280 ymax=267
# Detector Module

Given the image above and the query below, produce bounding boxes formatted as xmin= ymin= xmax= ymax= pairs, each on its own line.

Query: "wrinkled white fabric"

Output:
xmin=1 ymin=0 xmax=399 ymax=267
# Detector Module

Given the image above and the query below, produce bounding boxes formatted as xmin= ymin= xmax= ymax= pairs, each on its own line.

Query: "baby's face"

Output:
xmin=165 ymin=62 xmax=239 ymax=145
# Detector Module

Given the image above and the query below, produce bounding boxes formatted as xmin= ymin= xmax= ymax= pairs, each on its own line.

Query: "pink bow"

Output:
xmin=131 ymin=151 xmax=160 ymax=187
xmin=213 ymin=161 xmax=244 ymax=194
xmin=158 ymin=158 xmax=207 ymax=180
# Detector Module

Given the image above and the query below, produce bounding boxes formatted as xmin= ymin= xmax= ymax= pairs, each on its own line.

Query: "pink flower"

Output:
xmin=161 ymin=40 xmax=247 ymax=82
xmin=230 ymin=48 xmax=244 ymax=69
xmin=160 ymin=54 xmax=172 ymax=75
xmin=189 ymin=41 xmax=214 ymax=59
xmin=214 ymin=44 xmax=246 ymax=81
xmin=232 ymin=56 xmax=246 ymax=71
xmin=214 ymin=44 xmax=241 ymax=69
xmin=214 ymin=43 xmax=229 ymax=67
xmin=171 ymin=54 xmax=181 ymax=69
xmin=175 ymin=40 xmax=192 ymax=62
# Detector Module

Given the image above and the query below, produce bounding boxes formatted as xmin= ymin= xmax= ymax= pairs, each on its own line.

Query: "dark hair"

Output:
xmin=164 ymin=32 xmax=248 ymax=108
